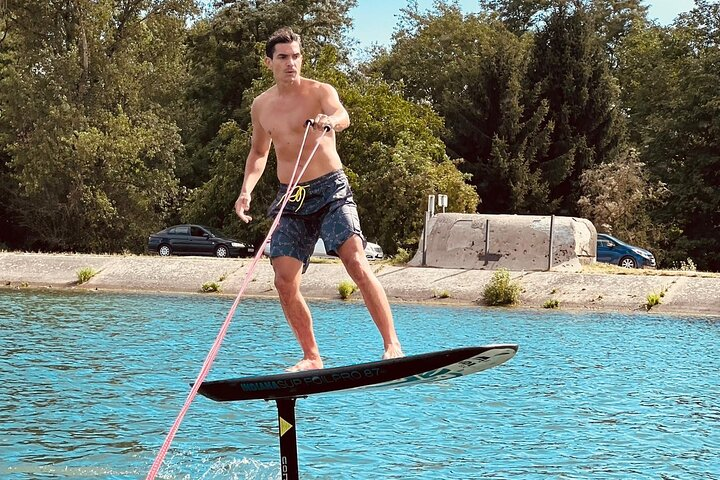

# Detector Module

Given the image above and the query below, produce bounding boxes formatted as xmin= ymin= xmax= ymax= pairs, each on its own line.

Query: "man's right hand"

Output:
xmin=235 ymin=193 xmax=252 ymax=223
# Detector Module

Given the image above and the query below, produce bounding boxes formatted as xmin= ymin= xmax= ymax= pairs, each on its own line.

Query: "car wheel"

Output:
xmin=619 ymin=256 xmax=637 ymax=269
xmin=215 ymin=245 xmax=229 ymax=258
xmin=158 ymin=244 xmax=172 ymax=257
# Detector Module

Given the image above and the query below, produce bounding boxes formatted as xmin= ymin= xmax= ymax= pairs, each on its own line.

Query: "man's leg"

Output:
xmin=337 ymin=235 xmax=403 ymax=359
xmin=272 ymin=256 xmax=324 ymax=372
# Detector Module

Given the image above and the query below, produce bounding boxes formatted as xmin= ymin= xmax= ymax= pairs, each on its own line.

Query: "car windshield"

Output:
xmin=601 ymin=234 xmax=627 ymax=246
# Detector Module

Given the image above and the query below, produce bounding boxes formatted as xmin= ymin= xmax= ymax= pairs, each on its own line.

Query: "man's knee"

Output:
xmin=272 ymin=257 xmax=303 ymax=296
xmin=342 ymin=255 xmax=374 ymax=288
xmin=274 ymin=274 xmax=298 ymax=296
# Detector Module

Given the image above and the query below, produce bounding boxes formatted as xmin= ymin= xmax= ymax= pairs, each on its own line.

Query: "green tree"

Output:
xmin=480 ymin=0 xmax=648 ymax=56
xmin=577 ymin=147 xmax=667 ymax=249
xmin=586 ymin=0 xmax=648 ymax=65
xmin=525 ymin=2 xmax=624 ymax=214
xmin=366 ymin=4 xmax=553 ymax=213
xmin=0 ymin=0 xmax=194 ymax=252
xmin=479 ymin=0 xmax=553 ymax=33
xmin=336 ymin=76 xmax=479 ymax=252
xmin=617 ymin=1 xmax=720 ymax=270
xmin=180 ymin=118 xmax=278 ymax=247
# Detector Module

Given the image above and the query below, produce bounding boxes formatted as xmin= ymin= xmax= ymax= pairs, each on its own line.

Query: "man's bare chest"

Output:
xmin=260 ymin=95 xmax=321 ymax=138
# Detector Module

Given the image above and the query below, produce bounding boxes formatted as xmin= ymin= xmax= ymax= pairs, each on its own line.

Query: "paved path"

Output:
xmin=1 ymin=252 xmax=718 ymax=316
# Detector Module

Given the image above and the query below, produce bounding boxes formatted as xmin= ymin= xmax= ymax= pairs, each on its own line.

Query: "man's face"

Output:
xmin=266 ymin=41 xmax=302 ymax=83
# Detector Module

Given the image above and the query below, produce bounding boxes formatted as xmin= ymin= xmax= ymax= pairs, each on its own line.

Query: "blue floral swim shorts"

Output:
xmin=267 ymin=169 xmax=366 ymax=272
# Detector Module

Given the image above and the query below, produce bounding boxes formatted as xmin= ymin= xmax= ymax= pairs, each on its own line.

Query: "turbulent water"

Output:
xmin=1 ymin=290 xmax=718 ymax=479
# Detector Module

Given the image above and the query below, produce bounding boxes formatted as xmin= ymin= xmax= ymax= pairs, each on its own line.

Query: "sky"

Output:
xmin=348 ymin=0 xmax=699 ymax=50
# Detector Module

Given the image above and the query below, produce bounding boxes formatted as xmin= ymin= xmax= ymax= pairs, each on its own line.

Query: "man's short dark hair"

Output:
xmin=266 ymin=27 xmax=301 ymax=59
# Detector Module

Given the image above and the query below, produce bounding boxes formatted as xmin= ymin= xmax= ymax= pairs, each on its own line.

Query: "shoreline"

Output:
xmin=1 ymin=252 xmax=718 ymax=317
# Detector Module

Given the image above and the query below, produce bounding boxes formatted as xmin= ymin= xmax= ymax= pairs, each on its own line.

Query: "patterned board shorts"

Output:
xmin=267 ymin=169 xmax=366 ymax=272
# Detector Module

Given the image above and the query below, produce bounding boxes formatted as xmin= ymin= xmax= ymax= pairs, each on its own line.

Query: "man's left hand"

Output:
xmin=312 ymin=114 xmax=333 ymax=131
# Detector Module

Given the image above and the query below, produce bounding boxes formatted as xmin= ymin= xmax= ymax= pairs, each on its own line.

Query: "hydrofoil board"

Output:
xmin=198 ymin=344 xmax=517 ymax=402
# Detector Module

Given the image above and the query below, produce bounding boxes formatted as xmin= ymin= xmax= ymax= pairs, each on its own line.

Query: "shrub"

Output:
xmin=543 ymin=299 xmax=560 ymax=309
xmin=646 ymin=292 xmax=662 ymax=310
xmin=645 ymin=289 xmax=666 ymax=310
xmin=76 ymin=267 xmax=98 ymax=284
xmin=435 ymin=289 xmax=451 ymax=299
xmin=672 ymin=258 xmax=697 ymax=272
xmin=482 ymin=269 xmax=521 ymax=306
xmin=201 ymin=281 xmax=221 ymax=293
xmin=338 ymin=280 xmax=357 ymax=300
xmin=389 ymin=248 xmax=413 ymax=265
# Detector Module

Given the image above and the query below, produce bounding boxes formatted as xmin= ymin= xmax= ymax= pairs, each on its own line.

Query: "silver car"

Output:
xmin=263 ymin=238 xmax=384 ymax=260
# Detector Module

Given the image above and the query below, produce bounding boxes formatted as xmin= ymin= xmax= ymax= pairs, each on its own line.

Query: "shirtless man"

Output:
xmin=234 ymin=27 xmax=403 ymax=372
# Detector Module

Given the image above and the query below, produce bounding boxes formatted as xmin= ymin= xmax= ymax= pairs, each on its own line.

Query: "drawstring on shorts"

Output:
xmin=280 ymin=185 xmax=307 ymax=212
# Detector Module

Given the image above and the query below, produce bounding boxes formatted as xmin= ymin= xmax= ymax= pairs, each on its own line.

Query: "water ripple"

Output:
xmin=1 ymin=291 xmax=718 ymax=479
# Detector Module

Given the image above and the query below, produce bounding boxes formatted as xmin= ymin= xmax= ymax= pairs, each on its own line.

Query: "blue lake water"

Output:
xmin=1 ymin=289 xmax=718 ymax=479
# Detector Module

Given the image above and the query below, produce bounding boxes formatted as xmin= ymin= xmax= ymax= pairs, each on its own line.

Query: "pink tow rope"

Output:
xmin=146 ymin=121 xmax=330 ymax=479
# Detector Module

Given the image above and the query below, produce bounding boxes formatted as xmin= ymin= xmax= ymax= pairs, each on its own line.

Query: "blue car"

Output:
xmin=596 ymin=233 xmax=656 ymax=269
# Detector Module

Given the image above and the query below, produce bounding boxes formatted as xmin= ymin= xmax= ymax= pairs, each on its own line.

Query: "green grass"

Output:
xmin=309 ymin=257 xmax=339 ymax=264
xmin=645 ymin=289 xmax=666 ymax=311
xmin=645 ymin=292 xmax=662 ymax=310
xmin=76 ymin=267 xmax=98 ymax=284
xmin=201 ymin=281 xmax=221 ymax=293
xmin=543 ymin=299 xmax=560 ymax=309
xmin=583 ymin=262 xmax=718 ymax=278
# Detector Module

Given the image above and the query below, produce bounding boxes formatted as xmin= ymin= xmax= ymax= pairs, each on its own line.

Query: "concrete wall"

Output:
xmin=409 ymin=213 xmax=596 ymax=272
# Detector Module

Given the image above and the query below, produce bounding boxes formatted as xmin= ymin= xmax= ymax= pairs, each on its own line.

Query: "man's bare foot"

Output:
xmin=286 ymin=358 xmax=324 ymax=372
xmin=382 ymin=344 xmax=404 ymax=360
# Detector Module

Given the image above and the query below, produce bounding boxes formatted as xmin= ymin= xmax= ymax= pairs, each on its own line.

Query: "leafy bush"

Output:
xmin=482 ymin=269 xmax=521 ymax=306
xmin=338 ymin=280 xmax=357 ymax=300
xmin=645 ymin=290 xmax=665 ymax=310
xmin=76 ymin=267 xmax=98 ymax=284
xmin=201 ymin=281 xmax=221 ymax=293
xmin=389 ymin=248 xmax=413 ymax=265
xmin=543 ymin=299 xmax=560 ymax=309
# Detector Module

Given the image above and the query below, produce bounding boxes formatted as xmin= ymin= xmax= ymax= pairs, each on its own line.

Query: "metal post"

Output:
xmin=548 ymin=214 xmax=555 ymax=271
xmin=484 ymin=219 xmax=490 ymax=266
xmin=276 ymin=398 xmax=299 ymax=480
xmin=422 ymin=195 xmax=435 ymax=267
xmin=422 ymin=211 xmax=428 ymax=266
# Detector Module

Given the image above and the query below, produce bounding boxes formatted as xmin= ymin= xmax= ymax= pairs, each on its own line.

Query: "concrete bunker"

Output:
xmin=409 ymin=213 xmax=596 ymax=272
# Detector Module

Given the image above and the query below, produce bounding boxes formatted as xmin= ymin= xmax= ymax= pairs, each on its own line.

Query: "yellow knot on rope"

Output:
xmin=280 ymin=184 xmax=307 ymax=212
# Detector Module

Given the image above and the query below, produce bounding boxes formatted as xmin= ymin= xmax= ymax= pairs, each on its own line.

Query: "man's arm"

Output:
xmin=235 ymin=99 xmax=272 ymax=223
xmin=312 ymin=82 xmax=350 ymax=132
